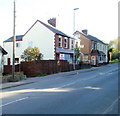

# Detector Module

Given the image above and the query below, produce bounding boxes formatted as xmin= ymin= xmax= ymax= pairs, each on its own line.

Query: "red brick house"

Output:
xmin=74 ymin=30 xmax=92 ymax=64
xmin=74 ymin=30 xmax=108 ymax=65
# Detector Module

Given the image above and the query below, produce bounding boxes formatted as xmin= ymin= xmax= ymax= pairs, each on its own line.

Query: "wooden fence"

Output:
xmin=4 ymin=60 xmax=91 ymax=77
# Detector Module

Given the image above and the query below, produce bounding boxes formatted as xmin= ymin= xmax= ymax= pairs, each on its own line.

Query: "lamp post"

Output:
xmin=73 ymin=8 xmax=79 ymax=32
xmin=12 ymin=0 xmax=16 ymax=79
xmin=73 ymin=8 xmax=79 ymax=70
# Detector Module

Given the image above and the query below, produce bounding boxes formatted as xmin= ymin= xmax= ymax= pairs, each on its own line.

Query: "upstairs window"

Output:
xmin=16 ymin=43 xmax=20 ymax=47
xmin=94 ymin=43 xmax=97 ymax=50
xmin=83 ymin=56 xmax=88 ymax=61
xmin=58 ymin=36 xmax=62 ymax=47
xmin=71 ymin=40 xmax=74 ymax=50
xmin=64 ymin=37 xmax=68 ymax=48
xmin=92 ymin=41 xmax=97 ymax=50
xmin=92 ymin=41 xmax=94 ymax=49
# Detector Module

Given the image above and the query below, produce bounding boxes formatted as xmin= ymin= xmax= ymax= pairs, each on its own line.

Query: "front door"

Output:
xmin=91 ymin=56 xmax=96 ymax=65
xmin=7 ymin=58 xmax=11 ymax=65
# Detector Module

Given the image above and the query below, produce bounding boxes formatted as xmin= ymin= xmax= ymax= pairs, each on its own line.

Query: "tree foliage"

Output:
xmin=74 ymin=42 xmax=81 ymax=64
xmin=108 ymin=37 xmax=120 ymax=60
xmin=21 ymin=47 xmax=43 ymax=61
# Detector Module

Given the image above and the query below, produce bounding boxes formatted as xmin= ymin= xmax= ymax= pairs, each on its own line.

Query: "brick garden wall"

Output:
xmin=4 ymin=60 xmax=91 ymax=77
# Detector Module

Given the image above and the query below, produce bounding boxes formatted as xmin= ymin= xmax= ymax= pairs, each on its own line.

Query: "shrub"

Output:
xmin=2 ymin=72 xmax=26 ymax=82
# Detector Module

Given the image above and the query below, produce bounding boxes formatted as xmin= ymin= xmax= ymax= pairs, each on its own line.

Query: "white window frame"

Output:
xmin=58 ymin=36 xmax=62 ymax=47
xmin=71 ymin=39 xmax=74 ymax=50
xmin=64 ymin=37 xmax=68 ymax=48
xmin=83 ymin=56 xmax=88 ymax=61
xmin=92 ymin=41 xmax=94 ymax=49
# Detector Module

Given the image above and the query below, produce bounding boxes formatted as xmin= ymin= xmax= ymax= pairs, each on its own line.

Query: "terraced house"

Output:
xmin=74 ymin=30 xmax=108 ymax=66
xmin=3 ymin=20 xmax=75 ymax=65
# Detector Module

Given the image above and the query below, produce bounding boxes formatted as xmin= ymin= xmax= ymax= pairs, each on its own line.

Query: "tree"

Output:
xmin=21 ymin=47 xmax=43 ymax=61
xmin=108 ymin=37 xmax=120 ymax=60
xmin=74 ymin=42 xmax=81 ymax=64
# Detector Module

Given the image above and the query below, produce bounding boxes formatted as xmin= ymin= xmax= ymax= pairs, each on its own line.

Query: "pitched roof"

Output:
xmin=91 ymin=50 xmax=99 ymax=55
xmin=87 ymin=35 xmax=107 ymax=45
xmin=38 ymin=20 xmax=74 ymax=39
xmin=0 ymin=46 xmax=8 ymax=55
xmin=74 ymin=31 xmax=108 ymax=45
xmin=4 ymin=35 xmax=23 ymax=42
xmin=4 ymin=20 xmax=74 ymax=43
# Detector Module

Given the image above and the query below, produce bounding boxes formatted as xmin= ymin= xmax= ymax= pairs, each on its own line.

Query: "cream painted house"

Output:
xmin=88 ymin=34 xmax=108 ymax=65
xmin=74 ymin=30 xmax=108 ymax=66
xmin=3 ymin=20 xmax=75 ymax=65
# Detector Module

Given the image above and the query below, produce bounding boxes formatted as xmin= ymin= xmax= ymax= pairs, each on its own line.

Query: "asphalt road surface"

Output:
xmin=1 ymin=63 xmax=119 ymax=114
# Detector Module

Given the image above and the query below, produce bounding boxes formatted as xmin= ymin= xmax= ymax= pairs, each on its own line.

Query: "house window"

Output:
xmin=58 ymin=36 xmax=62 ymax=47
xmin=97 ymin=44 xmax=99 ymax=50
xmin=94 ymin=43 xmax=97 ymax=50
xmin=104 ymin=46 xmax=106 ymax=51
xmin=100 ymin=45 xmax=101 ymax=50
xmin=92 ymin=42 xmax=94 ymax=49
xmin=83 ymin=56 xmax=88 ymax=61
xmin=64 ymin=37 xmax=68 ymax=48
xmin=71 ymin=40 xmax=74 ymax=50
xmin=16 ymin=43 xmax=20 ymax=47
xmin=103 ymin=45 xmax=105 ymax=51
xmin=15 ymin=58 xmax=19 ymax=63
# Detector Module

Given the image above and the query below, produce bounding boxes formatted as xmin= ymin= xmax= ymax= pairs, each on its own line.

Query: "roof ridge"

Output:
xmin=37 ymin=20 xmax=74 ymax=39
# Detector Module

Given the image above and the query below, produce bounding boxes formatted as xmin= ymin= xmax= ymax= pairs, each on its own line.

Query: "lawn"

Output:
xmin=110 ymin=59 xmax=120 ymax=64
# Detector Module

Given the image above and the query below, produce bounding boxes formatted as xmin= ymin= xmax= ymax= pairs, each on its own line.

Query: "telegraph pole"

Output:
xmin=12 ymin=0 xmax=16 ymax=79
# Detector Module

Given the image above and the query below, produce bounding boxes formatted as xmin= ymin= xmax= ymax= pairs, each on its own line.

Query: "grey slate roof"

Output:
xmin=87 ymin=35 xmax=107 ymax=45
xmin=98 ymin=51 xmax=106 ymax=55
xmin=0 ymin=46 xmax=8 ymax=55
xmin=4 ymin=35 xmax=23 ymax=42
xmin=38 ymin=20 xmax=75 ymax=39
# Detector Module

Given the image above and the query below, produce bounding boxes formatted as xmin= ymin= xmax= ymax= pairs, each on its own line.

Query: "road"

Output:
xmin=1 ymin=63 xmax=119 ymax=114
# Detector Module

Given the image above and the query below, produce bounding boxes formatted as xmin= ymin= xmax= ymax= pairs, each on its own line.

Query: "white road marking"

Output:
xmin=55 ymin=75 xmax=98 ymax=89
xmin=0 ymin=97 xmax=28 ymax=108
xmin=102 ymin=97 xmax=119 ymax=114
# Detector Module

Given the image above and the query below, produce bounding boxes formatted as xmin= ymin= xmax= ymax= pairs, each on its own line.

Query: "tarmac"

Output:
xmin=0 ymin=66 xmax=101 ymax=90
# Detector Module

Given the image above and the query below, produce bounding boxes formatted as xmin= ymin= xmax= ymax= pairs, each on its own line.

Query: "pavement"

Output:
xmin=0 ymin=66 xmax=104 ymax=90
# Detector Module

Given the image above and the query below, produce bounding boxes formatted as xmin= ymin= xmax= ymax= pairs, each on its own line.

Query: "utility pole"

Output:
xmin=12 ymin=0 xmax=16 ymax=79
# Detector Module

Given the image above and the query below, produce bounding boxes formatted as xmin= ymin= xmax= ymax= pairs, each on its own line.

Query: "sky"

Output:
xmin=0 ymin=0 xmax=119 ymax=46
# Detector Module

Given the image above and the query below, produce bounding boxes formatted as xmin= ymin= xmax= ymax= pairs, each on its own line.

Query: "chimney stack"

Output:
xmin=48 ymin=18 xmax=56 ymax=27
xmin=82 ymin=29 xmax=88 ymax=35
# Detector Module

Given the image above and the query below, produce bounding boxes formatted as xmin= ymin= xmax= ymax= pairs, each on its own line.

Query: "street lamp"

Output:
xmin=73 ymin=8 xmax=79 ymax=70
xmin=73 ymin=8 xmax=79 ymax=32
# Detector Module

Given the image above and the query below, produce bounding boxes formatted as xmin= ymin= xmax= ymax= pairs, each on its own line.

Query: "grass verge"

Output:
xmin=37 ymin=74 xmax=48 ymax=77
xmin=110 ymin=59 xmax=120 ymax=64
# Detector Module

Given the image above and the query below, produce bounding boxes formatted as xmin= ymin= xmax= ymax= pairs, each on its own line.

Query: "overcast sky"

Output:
xmin=0 ymin=0 xmax=119 ymax=46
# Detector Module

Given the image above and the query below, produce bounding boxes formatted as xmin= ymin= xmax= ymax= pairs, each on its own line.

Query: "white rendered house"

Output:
xmin=3 ymin=20 xmax=75 ymax=65
xmin=0 ymin=46 xmax=7 ymax=75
